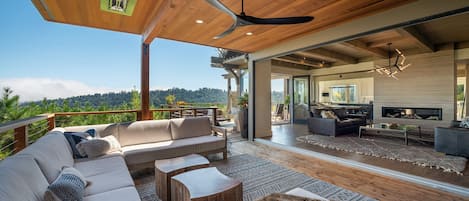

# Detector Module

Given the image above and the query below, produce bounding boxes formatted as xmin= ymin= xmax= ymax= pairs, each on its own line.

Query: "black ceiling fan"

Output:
xmin=205 ymin=0 xmax=314 ymax=39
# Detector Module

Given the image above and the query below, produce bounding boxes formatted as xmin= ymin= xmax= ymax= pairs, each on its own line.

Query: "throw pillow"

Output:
xmin=64 ymin=132 xmax=93 ymax=159
xmin=76 ymin=135 xmax=121 ymax=158
xmin=321 ymin=110 xmax=339 ymax=120
xmin=460 ymin=117 xmax=469 ymax=128
xmin=44 ymin=167 xmax=88 ymax=201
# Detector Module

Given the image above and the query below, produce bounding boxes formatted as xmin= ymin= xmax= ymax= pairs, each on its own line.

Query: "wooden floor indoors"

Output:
xmin=263 ymin=124 xmax=469 ymax=188
xmin=229 ymin=140 xmax=468 ymax=201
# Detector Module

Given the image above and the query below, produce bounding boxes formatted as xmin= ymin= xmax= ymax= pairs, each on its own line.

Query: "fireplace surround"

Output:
xmin=382 ymin=107 xmax=442 ymax=120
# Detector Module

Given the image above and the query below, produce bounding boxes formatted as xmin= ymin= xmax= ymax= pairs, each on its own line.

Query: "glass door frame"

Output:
xmin=292 ymin=75 xmax=311 ymax=124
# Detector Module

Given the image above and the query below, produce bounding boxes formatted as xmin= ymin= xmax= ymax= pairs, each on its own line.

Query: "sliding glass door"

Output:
xmin=292 ymin=76 xmax=310 ymax=123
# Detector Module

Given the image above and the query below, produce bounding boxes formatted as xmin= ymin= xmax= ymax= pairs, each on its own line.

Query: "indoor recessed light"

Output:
xmin=195 ymin=20 xmax=204 ymax=24
xmin=246 ymin=32 xmax=253 ymax=36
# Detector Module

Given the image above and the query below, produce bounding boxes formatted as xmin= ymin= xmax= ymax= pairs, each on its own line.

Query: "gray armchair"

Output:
xmin=434 ymin=122 xmax=469 ymax=157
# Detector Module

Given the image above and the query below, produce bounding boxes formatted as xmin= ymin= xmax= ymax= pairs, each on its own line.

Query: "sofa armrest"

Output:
xmin=211 ymin=126 xmax=227 ymax=139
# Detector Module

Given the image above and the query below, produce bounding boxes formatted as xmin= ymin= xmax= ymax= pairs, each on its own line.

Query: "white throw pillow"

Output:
xmin=76 ymin=136 xmax=121 ymax=158
xmin=460 ymin=117 xmax=469 ymax=128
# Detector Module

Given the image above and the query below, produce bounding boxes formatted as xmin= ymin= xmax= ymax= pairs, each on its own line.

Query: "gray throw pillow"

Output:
xmin=76 ymin=136 xmax=121 ymax=158
xmin=44 ymin=167 xmax=88 ymax=201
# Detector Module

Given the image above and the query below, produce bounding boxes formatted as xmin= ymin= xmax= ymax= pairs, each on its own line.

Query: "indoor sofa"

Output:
xmin=308 ymin=108 xmax=366 ymax=137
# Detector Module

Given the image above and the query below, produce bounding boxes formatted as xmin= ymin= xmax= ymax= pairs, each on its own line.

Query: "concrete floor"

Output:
xmin=262 ymin=123 xmax=469 ymax=188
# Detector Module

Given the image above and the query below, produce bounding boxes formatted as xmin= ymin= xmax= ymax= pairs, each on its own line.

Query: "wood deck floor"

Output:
xmin=229 ymin=140 xmax=468 ymax=201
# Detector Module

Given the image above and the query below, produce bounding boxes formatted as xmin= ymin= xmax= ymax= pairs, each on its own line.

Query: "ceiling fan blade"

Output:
xmin=213 ymin=23 xmax=238 ymax=39
xmin=205 ymin=0 xmax=237 ymax=21
xmin=238 ymin=15 xmax=314 ymax=25
xmin=205 ymin=0 xmax=243 ymax=39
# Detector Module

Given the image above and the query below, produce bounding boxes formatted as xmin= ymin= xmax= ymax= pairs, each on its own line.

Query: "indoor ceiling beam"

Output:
xmin=367 ymin=36 xmax=407 ymax=48
xmin=297 ymin=48 xmax=358 ymax=64
xmin=275 ymin=55 xmax=331 ymax=68
xmin=341 ymin=40 xmax=388 ymax=58
xmin=397 ymin=27 xmax=436 ymax=52
xmin=142 ymin=0 xmax=182 ymax=44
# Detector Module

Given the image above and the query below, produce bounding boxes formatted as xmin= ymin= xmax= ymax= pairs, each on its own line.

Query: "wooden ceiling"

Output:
xmin=32 ymin=0 xmax=413 ymax=53
xmin=273 ymin=12 xmax=469 ymax=70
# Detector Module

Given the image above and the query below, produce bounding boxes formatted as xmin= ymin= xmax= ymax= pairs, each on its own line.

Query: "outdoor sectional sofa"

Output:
xmin=0 ymin=116 xmax=227 ymax=201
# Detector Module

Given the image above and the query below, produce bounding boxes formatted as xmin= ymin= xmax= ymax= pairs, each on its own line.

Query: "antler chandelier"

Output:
xmin=372 ymin=43 xmax=411 ymax=80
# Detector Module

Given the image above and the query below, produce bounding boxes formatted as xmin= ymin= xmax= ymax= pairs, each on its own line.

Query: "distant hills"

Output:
xmin=27 ymin=88 xmax=228 ymax=108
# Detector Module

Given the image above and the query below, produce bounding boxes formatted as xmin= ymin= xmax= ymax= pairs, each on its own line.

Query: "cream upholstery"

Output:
xmin=64 ymin=117 xmax=227 ymax=166
xmin=84 ymin=187 xmax=141 ymax=201
xmin=74 ymin=155 xmax=127 ymax=177
xmin=17 ymin=131 xmax=74 ymax=183
xmin=65 ymin=123 xmax=119 ymax=138
xmin=84 ymin=167 xmax=135 ymax=196
xmin=118 ymin=120 xmax=172 ymax=146
xmin=170 ymin=117 xmax=212 ymax=140
xmin=122 ymin=135 xmax=225 ymax=165
xmin=0 ymin=156 xmax=49 ymax=201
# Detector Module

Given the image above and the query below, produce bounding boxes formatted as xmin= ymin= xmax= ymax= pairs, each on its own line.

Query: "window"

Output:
xmin=330 ymin=85 xmax=356 ymax=103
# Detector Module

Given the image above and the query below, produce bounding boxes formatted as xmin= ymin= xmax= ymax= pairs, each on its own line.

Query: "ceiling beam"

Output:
xmin=297 ymin=48 xmax=358 ymax=64
xmin=341 ymin=40 xmax=388 ymax=58
xmin=142 ymin=0 xmax=182 ymax=44
xmin=275 ymin=55 xmax=331 ymax=68
xmin=397 ymin=27 xmax=435 ymax=52
xmin=367 ymin=36 xmax=407 ymax=48
xmin=271 ymin=60 xmax=312 ymax=71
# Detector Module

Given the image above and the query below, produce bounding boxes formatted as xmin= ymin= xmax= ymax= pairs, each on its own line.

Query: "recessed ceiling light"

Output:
xmin=195 ymin=20 xmax=204 ymax=24
xmin=246 ymin=32 xmax=253 ymax=36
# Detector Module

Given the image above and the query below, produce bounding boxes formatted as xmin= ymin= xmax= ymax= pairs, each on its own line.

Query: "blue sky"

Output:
xmin=0 ymin=1 xmax=229 ymax=101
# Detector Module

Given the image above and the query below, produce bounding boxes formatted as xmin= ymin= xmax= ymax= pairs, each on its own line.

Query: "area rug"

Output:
xmin=296 ymin=134 xmax=467 ymax=174
xmin=134 ymin=154 xmax=376 ymax=201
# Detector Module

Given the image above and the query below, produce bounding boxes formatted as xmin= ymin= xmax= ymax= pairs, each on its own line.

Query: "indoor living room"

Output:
xmin=259 ymin=12 xmax=469 ymax=190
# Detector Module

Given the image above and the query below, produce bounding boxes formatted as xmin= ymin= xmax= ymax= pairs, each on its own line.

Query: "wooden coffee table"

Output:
xmin=359 ymin=123 xmax=421 ymax=145
xmin=171 ymin=167 xmax=242 ymax=201
xmin=155 ymin=154 xmax=210 ymax=201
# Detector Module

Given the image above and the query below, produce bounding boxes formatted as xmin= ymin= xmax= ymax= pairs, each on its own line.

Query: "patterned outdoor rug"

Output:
xmin=134 ymin=154 xmax=376 ymax=201
xmin=297 ymin=134 xmax=467 ymax=174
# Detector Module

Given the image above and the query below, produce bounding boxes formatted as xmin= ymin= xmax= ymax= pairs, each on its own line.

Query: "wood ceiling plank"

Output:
xmin=341 ymin=40 xmax=388 ymax=58
xmin=142 ymin=0 xmax=171 ymax=44
xmin=397 ymin=27 xmax=436 ymax=52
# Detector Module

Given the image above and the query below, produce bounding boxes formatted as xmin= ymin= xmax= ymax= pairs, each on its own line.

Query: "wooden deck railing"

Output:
xmin=0 ymin=107 xmax=221 ymax=159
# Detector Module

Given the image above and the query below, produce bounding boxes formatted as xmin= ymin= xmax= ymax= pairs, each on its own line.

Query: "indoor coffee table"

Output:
xmin=171 ymin=167 xmax=242 ymax=201
xmin=155 ymin=154 xmax=210 ymax=201
xmin=359 ymin=123 xmax=421 ymax=145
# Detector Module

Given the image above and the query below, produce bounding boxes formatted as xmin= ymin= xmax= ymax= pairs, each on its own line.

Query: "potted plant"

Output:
xmin=237 ymin=93 xmax=249 ymax=138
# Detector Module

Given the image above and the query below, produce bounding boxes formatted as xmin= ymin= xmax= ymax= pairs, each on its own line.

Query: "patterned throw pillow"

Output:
xmin=44 ymin=167 xmax=88 ymax=201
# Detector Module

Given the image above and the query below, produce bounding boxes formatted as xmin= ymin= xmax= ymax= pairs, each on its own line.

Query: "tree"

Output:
xmin=165 ymin=94 xmax=176 ymax=105
xmin=0 ymin=87 xmax=27 ymax=123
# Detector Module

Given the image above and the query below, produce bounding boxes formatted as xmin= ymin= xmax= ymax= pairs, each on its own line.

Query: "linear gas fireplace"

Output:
xmin=382 ymin=107 xmax=442 ymax=120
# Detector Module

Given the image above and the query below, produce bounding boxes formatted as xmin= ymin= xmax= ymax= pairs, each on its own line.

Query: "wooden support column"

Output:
xmin=141 ymin=43 xmax=151 ymax=120
xmin=47 ymin=115 xmax=55 ymax=131
xmin=14 ymin=126 xmax=27 ymax=153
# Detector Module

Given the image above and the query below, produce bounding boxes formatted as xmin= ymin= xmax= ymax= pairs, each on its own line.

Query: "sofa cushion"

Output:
xmin=118 ymin=120 xmax=172 ymax=146
xmin=122 ymin=135 xmax=225 ymax=165
xmin=76 ymin=136 xmax=121 ymax=158
xmin=17 ymin=131 xmax=74 ymax=183
xmin=84 ymin=167 xmax=135 ymax=196
xmin=170 ymin=117 xmax=212 ymax=140
xmin=64 ymin=123 xmax=119 ymax=138
xmin=0 ymin=155 xmax=49 ymax=201
xmin=84 ymin=187 xmax=140 ymax=201
xmin=74 ymin=155 xmax=127 ymax=178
